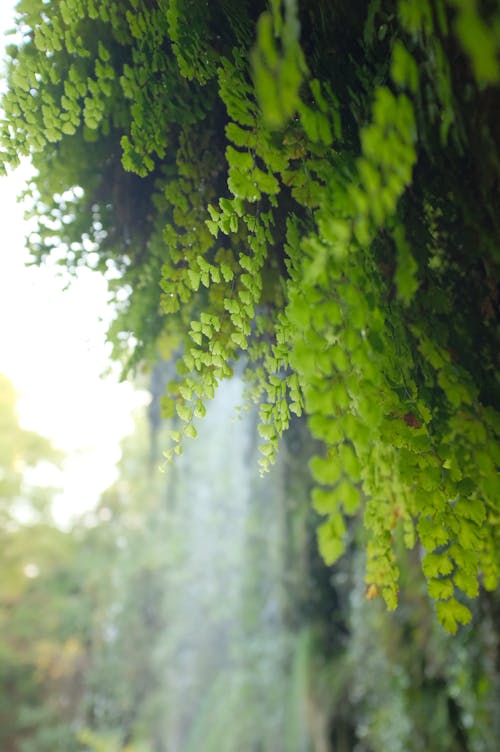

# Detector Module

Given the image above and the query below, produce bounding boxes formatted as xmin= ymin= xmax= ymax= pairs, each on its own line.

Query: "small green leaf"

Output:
xmin=428 ymin=577 xmax=454 ymax=600
xmin=220 ymin=263 xmax=234 ymax=282
xmin=393 ymin=224 xmax=418 ymax=305
xmin=184 ymin=424 xmax=198 ymax=439
xmin=317 ymin=519 xmax=345 ymax=565
xmin=337 ymin=479 xmax=360 ymax=515
xmin=310 ymin=455 xmax=342 ymax=486
xmin=258 ymin=423 xmax=275 ymax=440
xmin=311 ymin=487 xmax=339 ymax=516
xmin=454 ymin=570 xmax=479 ymax=598
xmin=231 ymin=332 xmax=248 ymax=349
xmin=382 ymin=586 xmax=398 ymax=611
xmin=160 ymin=396 xmax=176 ymax=419
xmin=206 ymin=220 xmax=219 ymax=237
xmin=423 ymin=552 xmax=454 ymax=578
xmin=187 ymin=269 xmax=201 ymax=290
xmin=176 ymin=403 xmax=192 ymax=422
xmin=194 ymin=400 xmax=206 ymax=418
xmin=437 ymin=598 xmax=472 ymax=634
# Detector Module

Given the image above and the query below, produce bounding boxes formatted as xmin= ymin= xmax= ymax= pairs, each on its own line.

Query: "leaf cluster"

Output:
xmin=2 ymin=0 xmax=499 ymax=630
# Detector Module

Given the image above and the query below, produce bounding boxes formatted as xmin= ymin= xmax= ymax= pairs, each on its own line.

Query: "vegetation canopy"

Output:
xmin=1 ymin=0 xmax=499 ymax=632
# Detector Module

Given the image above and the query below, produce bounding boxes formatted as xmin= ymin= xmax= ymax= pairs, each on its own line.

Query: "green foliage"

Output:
xmin=2 ymin=0 xmax=500 ymax=631
xmin=251 ymin=0 xmax=308 ymax=129
xmin=0 ymin=374 xmax=61 ymax=511
xmin=0 ymin=375 xmax=80 ymax=752
xmin=2 ymin=373 xmax=499 ymax=749
xmin=339 ymin=549 xmax=500 ymax=752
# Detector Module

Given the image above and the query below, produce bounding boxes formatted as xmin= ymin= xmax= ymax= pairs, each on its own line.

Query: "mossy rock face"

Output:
xmin=2 ymin=0 xmax=499 ymax=630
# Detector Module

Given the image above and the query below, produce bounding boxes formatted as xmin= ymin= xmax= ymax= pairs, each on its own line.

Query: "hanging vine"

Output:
xmin=2 ymin=0 xmax=499 ymax=631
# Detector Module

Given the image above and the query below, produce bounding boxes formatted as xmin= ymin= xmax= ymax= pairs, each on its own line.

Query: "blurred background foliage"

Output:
xmin=1 ymin=371 xmax=499 ymax=751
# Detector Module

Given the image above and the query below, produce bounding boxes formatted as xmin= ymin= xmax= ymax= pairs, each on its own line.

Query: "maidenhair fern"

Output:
xmin=1 ymin=0 xmax=499 ymax=632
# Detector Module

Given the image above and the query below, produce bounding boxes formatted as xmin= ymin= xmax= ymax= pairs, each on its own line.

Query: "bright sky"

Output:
xmin=0 ymin=3 xmax=147 ymax=525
